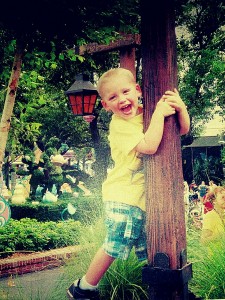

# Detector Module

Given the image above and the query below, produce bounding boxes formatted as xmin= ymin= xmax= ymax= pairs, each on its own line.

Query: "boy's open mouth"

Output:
xmin=121 ymin=104 xmax=132 ymax=114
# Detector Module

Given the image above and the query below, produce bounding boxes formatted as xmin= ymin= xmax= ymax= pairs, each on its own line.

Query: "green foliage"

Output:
xmin=100 ymin=251 xmax=148 ymax=300
xmin=63 ymin=216 xmax=148 ymax=300
xmin=10 ymin=201 xmax=68 ymax=222
xmin=1 ymin=204 xmax=225 ymax=299
xmin=0 ymin=0 xmax=224 ymax=162
xmin=176 ymin=0 xmax=225 ymax=135
xmin=26 ymin=99 xmax=92 ymax=150
xmin=10 ymin=194 xmax=102 ymax=224
xmin=188 ymin=229 xmax=225 ymax=299
xmin=64 ymin=215 xmax=225 ymax=300
xmin=0 ymin=218 xmax=81 ymax=255
xmin=0 ymin=192 xmax=102 ymax=257
xmin=192 ymin=154 xmax=224 ymax=184
xmin=221 ymin=147 xmax=225 ymax=165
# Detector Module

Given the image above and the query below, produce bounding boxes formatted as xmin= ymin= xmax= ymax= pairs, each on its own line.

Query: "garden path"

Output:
xmin=0 ymin=267 xmax=67 ymax=300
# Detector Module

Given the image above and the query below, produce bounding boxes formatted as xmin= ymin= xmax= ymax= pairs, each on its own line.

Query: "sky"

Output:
xmin=202 ymin=113 xmax=224 ymax=136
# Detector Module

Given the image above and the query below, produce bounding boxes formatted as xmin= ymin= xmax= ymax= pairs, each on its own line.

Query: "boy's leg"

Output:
xmin=85 ymin=247 xmax=115 ymax=286
xmin=67 ymin=248 xmax=115 ymax=299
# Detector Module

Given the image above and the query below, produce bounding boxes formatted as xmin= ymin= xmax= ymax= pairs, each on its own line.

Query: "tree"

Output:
xmin=176 ymin=0 xmax=225 ymax=135
xmin=0 ymin=0 xmax=224 ymax=183
xmin=0 ymin=41 xmax=23 ymax=172
xmin=0 ymin=0 xmax=140 ymax=178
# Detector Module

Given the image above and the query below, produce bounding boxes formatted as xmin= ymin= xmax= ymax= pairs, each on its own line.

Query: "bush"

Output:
xmin=0 ymin=218 xmax=81 ymax=256
xmin=10 ymin=194 xmax=103 ymax=224
xmin=10 ymin=202 xmax=66 ymax=222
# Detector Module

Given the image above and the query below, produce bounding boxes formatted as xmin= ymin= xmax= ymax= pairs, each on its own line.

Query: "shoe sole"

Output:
xmin=66 ymin=289 xmax=91 ymax=300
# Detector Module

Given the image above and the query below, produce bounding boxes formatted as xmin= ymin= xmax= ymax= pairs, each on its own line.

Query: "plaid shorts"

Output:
xmin=102 ymin=201 xmax=147 ymax=261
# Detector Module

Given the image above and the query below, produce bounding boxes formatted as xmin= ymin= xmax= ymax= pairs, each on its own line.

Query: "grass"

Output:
xmin=56 ymin=217 xmax=225 ymax=300
xmin=187 ymin=228 xmax=225 ymax=299
xmin=0 ymin=212 xmax=225 ymax=299
xmin=100 ymin=251 xmax=148 ymax=300
xmin=21 ymin=217 xmax=148 ymax=300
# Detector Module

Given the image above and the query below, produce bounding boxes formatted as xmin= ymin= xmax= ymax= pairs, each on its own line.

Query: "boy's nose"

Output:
xmin=118 ymin=95 xmax=126 ymax=103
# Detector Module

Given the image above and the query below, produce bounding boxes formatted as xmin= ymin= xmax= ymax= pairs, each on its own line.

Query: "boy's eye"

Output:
xmin=109 ymin=95 xmax=116 ymax=101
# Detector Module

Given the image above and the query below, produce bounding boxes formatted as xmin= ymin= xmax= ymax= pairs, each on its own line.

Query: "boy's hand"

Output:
xmin=155 ymin=98 xmax=176 ymax=117
xmin=162 ymin=88 xmax=186 ymax=113
xmin=162 ymin=88 xmax=190 ymax=135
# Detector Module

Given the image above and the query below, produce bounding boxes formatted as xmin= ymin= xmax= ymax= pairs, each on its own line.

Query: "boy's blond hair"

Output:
xmin=97 ymin=68 xmax=136 ymax=98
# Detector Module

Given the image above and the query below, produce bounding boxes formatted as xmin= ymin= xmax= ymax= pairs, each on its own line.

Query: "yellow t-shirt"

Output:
xmin=102 ymin=112 xmax=146 ymax=211
xmin=202 ymin=210 xmax=225 ymax=240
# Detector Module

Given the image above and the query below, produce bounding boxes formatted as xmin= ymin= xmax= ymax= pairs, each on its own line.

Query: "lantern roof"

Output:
xmin=65 ymin=74 xmax=98 ymax=95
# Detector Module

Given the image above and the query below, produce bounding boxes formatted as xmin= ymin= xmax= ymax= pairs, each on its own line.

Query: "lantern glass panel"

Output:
xmin=83 ymin=94 xmax=98 ymax=114
xmin=69 ymin=95 xmax=83 ymax=115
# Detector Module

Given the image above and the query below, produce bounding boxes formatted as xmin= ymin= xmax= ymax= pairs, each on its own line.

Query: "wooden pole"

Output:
xmin=141 ymin=0 xmax=192 ymax=298
xmin=119 ymin=47 xmax=136 ymax=80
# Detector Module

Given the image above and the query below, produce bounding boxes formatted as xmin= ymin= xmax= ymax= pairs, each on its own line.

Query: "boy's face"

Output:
xmin=100 ymin=76 xmax=142 ymax=120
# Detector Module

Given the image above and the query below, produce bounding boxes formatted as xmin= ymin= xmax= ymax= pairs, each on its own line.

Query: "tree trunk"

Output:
xmin=141 ymin=0 xmax=190 ymax=298
xmin=0 ymin=42 xmax=23 ymax=175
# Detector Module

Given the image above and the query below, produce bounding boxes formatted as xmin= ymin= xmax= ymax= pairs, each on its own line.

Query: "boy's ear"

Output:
xmin=136 ymin=84 xmax=142 ymax=96
xmin=101 ymin=100 xmax=111 ymax=112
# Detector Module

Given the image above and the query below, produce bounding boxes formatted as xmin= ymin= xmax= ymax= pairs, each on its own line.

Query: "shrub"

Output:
xmin=0 ymin=218 xmax=81 ymax=256
xmin=10 ymin=194 xmax=103 ymax=224
xmin=10 ymin=202 xmax=66 ymax=222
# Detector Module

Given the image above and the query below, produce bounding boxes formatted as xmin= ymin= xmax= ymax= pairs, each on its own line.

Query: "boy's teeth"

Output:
xmin=122 ymin=105 xmax=131 ymax=113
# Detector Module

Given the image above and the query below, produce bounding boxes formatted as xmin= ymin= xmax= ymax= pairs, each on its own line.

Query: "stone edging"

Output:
xmin=0 ymin=246 xmax=81 ymax=278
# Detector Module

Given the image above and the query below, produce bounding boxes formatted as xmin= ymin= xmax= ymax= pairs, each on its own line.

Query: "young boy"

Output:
xmin=67 ymin=68 xmax=190 ymax=300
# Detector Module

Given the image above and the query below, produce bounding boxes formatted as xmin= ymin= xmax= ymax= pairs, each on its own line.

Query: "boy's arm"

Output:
xmin=135 ymin=100 xmax=176 ymax=155
xmin=163 ymin=88 xmax=190 ymax=135
xmin=177 ymin=108 xmax=190 ymax=135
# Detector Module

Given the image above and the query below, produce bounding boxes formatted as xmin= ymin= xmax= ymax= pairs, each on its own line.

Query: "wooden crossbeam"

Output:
xmin=75 ymin=33 xmax=141 ymax=55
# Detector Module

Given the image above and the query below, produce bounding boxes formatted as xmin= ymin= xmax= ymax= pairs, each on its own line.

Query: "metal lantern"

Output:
xmin=65 ymin=74 xmax=98 ymax=116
